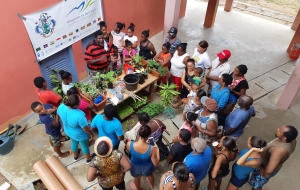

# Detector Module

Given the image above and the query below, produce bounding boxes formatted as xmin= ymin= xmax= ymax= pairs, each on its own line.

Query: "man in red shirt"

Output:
xmin=34 ymin=77 xmax=62 ymax=108
xmin=84 ymin=30 xmax=113 ymax=84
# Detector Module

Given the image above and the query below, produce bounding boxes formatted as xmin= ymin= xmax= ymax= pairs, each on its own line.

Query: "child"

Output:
xmin=111 ymin=22 xmax=126 ymax=55
xmin=31 ymin=101 xmax=71 ymax=158
xmin=123 ymin=23 xmax=138 ymax=52
xmin=183 ymin=89 xmax=207 ymax=115
xmin=110 ymin=45 xmax=121 ymax=70
xmin=59 ymin=70 xmax=73 ymax=95
xmin=190 ymin=67 xmax=204 ymax=87
xmin=172 ymin=111 xmax=198 ymax=143
xmin=34 ymin=76 xmax=62 ymax=108
xmin=123 ymin=39 xmax=136 ymax=64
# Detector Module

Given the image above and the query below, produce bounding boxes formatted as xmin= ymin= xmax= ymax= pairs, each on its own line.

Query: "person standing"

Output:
xmin=123 ymin=23 xmax=138 ymax=52
xmin=167 ymin=129 xmax=193 ymax=166
xmin=111 ymin=22 xmax=126 ymax=55
xmin=127 ymin=125 xmax=160 ymax=190
xmin=57 ymin=94 xmax=94 ymax=164
xmin=139 ymin=30 xmax=156 ymax=60
xmin=223 ymin=95 xmax=255 ymax=140
xmin=84 ymin=31 xmax=113 ymax=84
xmin=165 ymin=27 xmax=181 ymax=55
xmin=86 ymin=137 xmax=131 ymax=190
xmin=249 ymin=125 xmax=298 ymax=190
xmin=91 ymin=104 xmax=124 ymax=150
xmin=34 ymin=76 xmax=62 ymax=108
xmin=154 ymin=42 xmax=172 ymax=88
xmin=192 ymin=40 xmax=211 ymax=72
xmin=59 ymin=70 xmax=73 ymax=95
xmin=99 ymin=21 xmax=113 ymax=44
xmin=206 ymin=50 xmax=231 ymax=96
xmin=184 ymin=137 xmax=212 ymax=190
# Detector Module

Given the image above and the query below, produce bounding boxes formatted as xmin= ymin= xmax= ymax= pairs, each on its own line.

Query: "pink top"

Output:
xmin=122 ymin=49 xmax=136 ymax=58
xmin=179 ymin=122 xmax=193 ymax=134
xmin=78 ymin=99 xmax=91 ymax=121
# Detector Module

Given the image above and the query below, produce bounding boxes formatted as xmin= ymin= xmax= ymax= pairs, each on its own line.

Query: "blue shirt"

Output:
xmin=233 ymin=148 xmax=260 ymax=179
xmin=224 ymin=106 xmax=255 ymax=137
xmin=91 ymin=115 xmax=124 ymax=146
xmin=184 ymin=146 xmax=212 ymax=184
xmin=211 ymin=84 xmax=230 ymax=109
xmin=165 ymin=36 xmax=181 ymax=54
xmin=39 ymin=104 xmax=61 ymax=136
xmin=57 ymin=104 xmax=89 ymax=141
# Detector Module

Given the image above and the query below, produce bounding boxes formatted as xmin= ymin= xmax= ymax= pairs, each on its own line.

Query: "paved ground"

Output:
xmin=0 ymin=0 xmax=298 ymax=189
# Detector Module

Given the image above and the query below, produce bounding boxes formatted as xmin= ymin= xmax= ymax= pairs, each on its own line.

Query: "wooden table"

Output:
xmin=93 ymin=73 xmax=158 ymax=114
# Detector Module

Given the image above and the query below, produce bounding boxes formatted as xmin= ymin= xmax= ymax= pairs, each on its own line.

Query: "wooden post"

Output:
xmin=224 ymin=0 xmax=234 ymax=12
xmin=204 ymin=0 xmax=220 ymax=28
xmin=162 ymin=0 xmax=181 ymax=43
xmin=287 ymin=23 xmax=300 ymax=53
xmin=291 ymin=9 xmax=300 ymax=31
xmin=276 ymin=58 xmax=300 ymax=110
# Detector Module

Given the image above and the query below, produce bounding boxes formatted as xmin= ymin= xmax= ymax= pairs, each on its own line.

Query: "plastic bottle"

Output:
xmin=126 ymin=68 xmax=134 ymax=75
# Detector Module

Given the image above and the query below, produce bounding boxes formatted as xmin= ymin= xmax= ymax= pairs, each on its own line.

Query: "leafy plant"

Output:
xmin=94 ymin=71 xmax=116 ymax=92
xmin=157 ymin=82 xmax=180 ymax=108
xmin=157 ymin=65 xmax=169 ymax=77
xmin=115 ymin=69 xmax=122 ymax=76
xmin=49 ymin=69 xmax=64 ymax=97
xmin=116 ymin=103 xmax=134 ymax=120
xmin=147 ymin=59 xmax=160 ymax=73
xmin=125 ymin=96 xmax=147 ymax=109
xmin=137 ymin=102 xmax=164 ymax=118
xmin=80 ymin=82 xmax=99 ymax=99
xmin=122 ymin=115 xmax=139 ymax=132
xmin=130 ymin=55 xmax=144 ymax=68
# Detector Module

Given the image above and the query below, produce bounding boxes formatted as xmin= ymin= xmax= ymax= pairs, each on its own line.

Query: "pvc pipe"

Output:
xmin=33 ymin=161 xmax=65 ymax=190
xmin=45 ymin=155 xmax=83 ymax=190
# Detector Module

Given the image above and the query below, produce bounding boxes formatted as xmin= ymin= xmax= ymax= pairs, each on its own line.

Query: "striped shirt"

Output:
xmin=84 ymin=40 xmax=113 ymax=70
xmin=165 ymin=36 xmax=181 ymax=54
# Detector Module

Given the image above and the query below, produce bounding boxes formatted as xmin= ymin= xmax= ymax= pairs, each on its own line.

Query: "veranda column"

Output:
xmin=162 ymin=0 xmax=181 ymax=43
xmin=204 ymin=0 xmax=220 ymax=27
xmin=276 ymin=57 xmax=300 ymax=110
xmin=287 ymin=22 xmax=300 ymax=53
xmin=291 ymin=9 xmax=300 ymax=31
xmin=224 ymin=0 xmax=234 ymax=12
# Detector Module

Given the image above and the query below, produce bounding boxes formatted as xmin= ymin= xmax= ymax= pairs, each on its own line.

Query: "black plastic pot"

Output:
xmin=143 ymin=73 xmax=148 ymax=79
xmin=124 ymin=74 xmax=140 ymax=91
xmin=137 ymin=73 xmax=145 ymax=84
xmin=108 ymin=82 xmax=113 ymax=89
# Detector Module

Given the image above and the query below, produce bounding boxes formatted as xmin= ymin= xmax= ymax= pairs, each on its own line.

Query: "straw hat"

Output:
xmin=94 ymin=137 xmax=113 ymax=157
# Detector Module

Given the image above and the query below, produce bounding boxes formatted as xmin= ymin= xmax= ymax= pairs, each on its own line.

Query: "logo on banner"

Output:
xmin=35 ymin=13 xmax=56 ymax=38
xmin=67 ymin=0 xmax=95 ymax=16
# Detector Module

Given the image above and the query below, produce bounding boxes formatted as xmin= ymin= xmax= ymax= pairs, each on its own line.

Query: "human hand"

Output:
xmin=98 ymin=56 xmax=106 ymax=61
xmin=251 ymin=147 xmax=264 ymax=152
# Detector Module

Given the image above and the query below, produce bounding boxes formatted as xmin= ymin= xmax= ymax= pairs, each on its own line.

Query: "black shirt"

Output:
xmin=169 ymin=142 xmax=193 ymax=164
xmin=230 ymin=73 xmax=249 ymax=98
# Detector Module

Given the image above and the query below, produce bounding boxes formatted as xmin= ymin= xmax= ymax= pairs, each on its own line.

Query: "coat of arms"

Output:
xmin=35 ymin=13 xmax=56 ymax=38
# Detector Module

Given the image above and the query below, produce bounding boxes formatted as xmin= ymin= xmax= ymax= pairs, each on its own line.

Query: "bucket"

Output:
xmin=124 ymin=74 xmax=140 ymax=91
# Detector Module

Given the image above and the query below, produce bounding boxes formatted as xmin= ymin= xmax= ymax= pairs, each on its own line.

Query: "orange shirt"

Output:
xmin=35 ymin=88 xmax=61 ymax=107
xmin=157 ymin=52 xmax=171 ymax=68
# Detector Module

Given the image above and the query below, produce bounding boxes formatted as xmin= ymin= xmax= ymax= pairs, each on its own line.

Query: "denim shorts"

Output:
xmin=130 ymin=164 xmax=155 ymax=177
xmin=249 ymin=168 xmax=278 ymax=189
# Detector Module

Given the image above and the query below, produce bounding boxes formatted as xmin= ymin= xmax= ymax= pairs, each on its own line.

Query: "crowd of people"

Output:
xmin=30 ymin=21 xmax=298 ymax=190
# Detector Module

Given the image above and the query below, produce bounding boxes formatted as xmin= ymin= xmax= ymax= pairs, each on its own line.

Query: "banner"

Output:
xmin=22 ymin=0 xmax=103 ymax=61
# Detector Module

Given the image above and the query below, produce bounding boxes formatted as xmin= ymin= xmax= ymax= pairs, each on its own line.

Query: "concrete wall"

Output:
xmin=0 ymin=0 xmax=187 ymax=131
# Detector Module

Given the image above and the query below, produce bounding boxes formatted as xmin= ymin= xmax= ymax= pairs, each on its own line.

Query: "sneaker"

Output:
xmin=86 ymin=159 xmax=92 ymax=164
xmin=73 ymin=149 xmax=81 ymax=162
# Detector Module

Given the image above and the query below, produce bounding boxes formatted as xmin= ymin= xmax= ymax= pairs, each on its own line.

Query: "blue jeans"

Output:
xmin=71 ymin=138 xmax=90 ymax=154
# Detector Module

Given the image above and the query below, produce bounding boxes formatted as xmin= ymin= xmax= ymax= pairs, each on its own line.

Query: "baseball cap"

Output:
xmin=168 ymin=27 xmax=178 ymax=35
xmin=217 ymin=50 xmax=231 ymax=59
xmin=201 ymin=96 xmax=218 ymax=112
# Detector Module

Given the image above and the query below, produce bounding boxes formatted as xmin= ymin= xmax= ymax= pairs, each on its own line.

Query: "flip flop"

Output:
xmin=146 ymin=177 xmax=154 ymax=189
xmin=130 ymin=182 xmax=137 ymax=190
xmin=62 ymin=135 xmax=70 ymax=142
xmin=59 ymin=150 xmax=72 ymax=158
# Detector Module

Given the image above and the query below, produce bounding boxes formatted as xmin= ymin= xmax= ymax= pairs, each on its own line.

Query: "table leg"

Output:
xmin=149 ymin=82 xmax=155 ymax=101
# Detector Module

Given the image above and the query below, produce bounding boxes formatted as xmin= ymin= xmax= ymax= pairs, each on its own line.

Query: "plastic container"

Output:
xmin=289 ymin=43 xmax=300 ymax=60
xmin=124 ymin=74 xmax=140 ymax=91
xmin=126 ymin=68 xmax=134 ymax=75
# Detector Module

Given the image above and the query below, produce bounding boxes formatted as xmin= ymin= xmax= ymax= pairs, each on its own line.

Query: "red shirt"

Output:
xmin=35 ymin=88 xmax=61 ymax=107
xmin=78 ymin=99 xmax=91 ymax=121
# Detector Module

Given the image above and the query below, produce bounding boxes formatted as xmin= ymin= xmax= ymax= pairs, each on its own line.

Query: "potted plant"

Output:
xmin=95 ymin=71 xmax=116 ymax=92
xmin=157 ymin=65 xmax=169 ymax=77
xmin=49 ymin=69 xmax=68 ymax=100
xmin=80 ymin=82 xmax=108 ymax=111
xmin=130 ymin=55 xmax=145 ymax=69
xmin=147 ymin=59 xmax=160 ymax=77
xmin=157 ymin=82 xmax=180 ymax=119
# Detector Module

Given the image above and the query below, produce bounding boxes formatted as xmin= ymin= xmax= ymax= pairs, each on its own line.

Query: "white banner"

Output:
xmin=22 ymin=0 xmax=103 ymax=61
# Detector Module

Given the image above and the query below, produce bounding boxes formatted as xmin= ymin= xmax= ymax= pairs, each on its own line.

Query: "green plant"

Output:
xmin=137 ymin=102 xmax=164 ymax=118
xmin=147 ymin=59 xmax=160 ymax=73
xmin=122 ymin=115 xmax=139 ymax=132
xmin=115 ymin=69 xmax=122 ymax=76
xmin=94 ymin=71 xmax=116 ymax=92
xmin=130 ymin=55 xmax=144 ymax=68
xmin=116 ymin=103 xmax=134 ymax=120
xmin=80 ymin=82 xmax=99 ymax=99
xmin=157 ymin=82 xmax=180 ymax=108
xmin=157 ymin=65 xmax=169 ymax=77
xmin=49 ymin=69 xmax=64 ymax=97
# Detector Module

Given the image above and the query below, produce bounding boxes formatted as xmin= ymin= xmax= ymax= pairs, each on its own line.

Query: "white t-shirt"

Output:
xmin=192 ymin=48 xmax=211 ymax=70
xmin=209 ymin=58 xmax=230 ymax=89
xmin=170 ymin=51 xmax=189 ymax=77
xmin=124 ymin=35 xmax=138 ymax=51
xmin=111 ymin=30 xmax=125 ymax=52
xmin=62 ymin=82 xmax=74 ymax=95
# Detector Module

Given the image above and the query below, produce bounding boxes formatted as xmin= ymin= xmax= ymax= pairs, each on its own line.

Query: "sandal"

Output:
xmin=146 ymin=177 xmax=154 ymax=189
xmin=59 ymin=150 xmax=72 ymax=158
xmin=130 ymin=182 xmax=137 ymax=190
xmin=74 ymin=149 xmax=81 ymax=161
xmin=61 ymin=135 xmax=70 ymax=142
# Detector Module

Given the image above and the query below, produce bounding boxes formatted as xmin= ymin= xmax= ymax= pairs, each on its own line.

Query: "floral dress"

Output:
xmin=89 ymin=150 xmax=124 ymax=188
